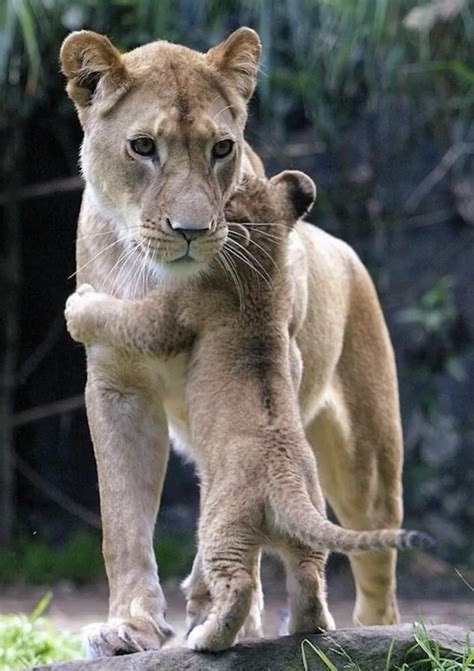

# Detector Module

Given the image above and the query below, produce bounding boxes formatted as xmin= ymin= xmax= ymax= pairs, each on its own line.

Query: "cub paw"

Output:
xmin=181 ymin=574 xmax=212 ymax=636
xmin=186 ymin=622 xmax=234 ymax=652
xmin=83 ymin=616 xmax=175 ymax=658
xmin=65 ymin=283 xmax=105 ymax=344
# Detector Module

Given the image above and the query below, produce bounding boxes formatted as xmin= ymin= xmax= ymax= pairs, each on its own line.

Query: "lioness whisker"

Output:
xmin=69 ymin=238 xmax=125 ymax=279
xmin=130 ymin=243 xmax=149 ymax=300
xmin=101 ymin=243 xmax=136 ymax=293
xmin=109 ymin=245 xmax=137 ymax=297
xmin=76 ymin=226 xmax=141 ymax=241
xmin=228 ymin=221 xmax=288 ymax=227
xmin=115 ymin=245 xmax=143 ymax=298
xmin=142 ymin=241 xmax=151 ymax=298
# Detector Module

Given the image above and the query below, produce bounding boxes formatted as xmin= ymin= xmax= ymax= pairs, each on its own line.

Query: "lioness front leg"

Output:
xmin=83 ymin=346 xmax=173 ymax=657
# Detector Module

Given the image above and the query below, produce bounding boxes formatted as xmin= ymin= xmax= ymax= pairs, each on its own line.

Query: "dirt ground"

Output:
xmin=1 ymin=581 xmax=472 ymax=646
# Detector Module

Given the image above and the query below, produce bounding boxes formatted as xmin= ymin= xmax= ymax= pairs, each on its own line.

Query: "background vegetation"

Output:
xmin=0 ymin=0 xmax=473 ymax=587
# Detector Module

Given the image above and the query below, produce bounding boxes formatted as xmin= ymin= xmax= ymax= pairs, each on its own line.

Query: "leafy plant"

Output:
xmin=300 ymin=621 xmax=474 ymax=671
xmin=0 ymin=594 xmax=81 ymax=669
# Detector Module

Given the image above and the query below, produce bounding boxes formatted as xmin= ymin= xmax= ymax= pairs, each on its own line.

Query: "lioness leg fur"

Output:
xmin=305 ymin=408 xmax=402 ymax=625
xmin=83 ymin=347 xmax=174 ymax=656
xmin=282 ymin=544 xmax=335 ymax=634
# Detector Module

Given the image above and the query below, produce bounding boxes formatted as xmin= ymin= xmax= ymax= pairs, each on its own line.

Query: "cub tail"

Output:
xmin=269 ymin=487 xmax=433 ymax=554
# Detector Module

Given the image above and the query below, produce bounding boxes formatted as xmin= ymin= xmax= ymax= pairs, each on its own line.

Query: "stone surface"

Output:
xmin=36 ymin=624 xmax=470 ymax=671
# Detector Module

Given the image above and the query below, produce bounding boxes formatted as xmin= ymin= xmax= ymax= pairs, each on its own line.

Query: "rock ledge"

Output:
xmin=38 ymin=624 xmax=470 ymax=671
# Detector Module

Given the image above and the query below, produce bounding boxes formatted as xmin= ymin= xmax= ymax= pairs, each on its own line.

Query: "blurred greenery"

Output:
xmin=0 ymin=594 xmax=81 ymax=668
xmin=0 ymin=0 xmax=472 ymax=572
xmin=0 ymin=531 xmax=195 ymax=585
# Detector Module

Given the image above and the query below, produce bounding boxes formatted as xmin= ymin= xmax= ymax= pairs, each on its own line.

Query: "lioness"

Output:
xmin=61 ymin=28 xmax=407 ymax=656
xmin=66 ymin=171 xmax=430 ymax=652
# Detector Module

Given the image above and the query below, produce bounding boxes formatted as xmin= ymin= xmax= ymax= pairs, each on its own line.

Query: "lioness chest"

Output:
xmin=146 ymin=351 xmax=193 ymax=457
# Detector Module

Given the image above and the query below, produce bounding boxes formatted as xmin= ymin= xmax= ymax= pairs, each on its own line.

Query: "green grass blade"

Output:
xmin=301 ymin=639 xmax=338 ymax=671
xmin=29 ymin=591 xmax=53 ymax=621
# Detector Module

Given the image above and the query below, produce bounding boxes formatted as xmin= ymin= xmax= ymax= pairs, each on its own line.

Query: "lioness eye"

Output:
xmin=212 ymin=139 xmax=234 ymax=159
xmin=130 ymin=137 xmax=156 ymax=157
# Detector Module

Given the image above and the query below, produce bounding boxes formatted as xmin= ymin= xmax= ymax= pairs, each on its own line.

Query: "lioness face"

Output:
xmin=61 ymin=29 xmax=261 ymax=280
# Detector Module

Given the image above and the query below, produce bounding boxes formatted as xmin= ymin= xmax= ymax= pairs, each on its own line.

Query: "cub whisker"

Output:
xmin=227 ymin=237 xmax=273 ymax=284
xmin=225 ymin=240 xmax=272 ymax=290
xmin=228 ymin=229 xmax=279 ymax=270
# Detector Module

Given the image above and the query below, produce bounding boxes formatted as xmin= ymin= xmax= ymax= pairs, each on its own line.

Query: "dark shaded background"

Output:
xmin=0 ymin=0 xmax=473 ymax=586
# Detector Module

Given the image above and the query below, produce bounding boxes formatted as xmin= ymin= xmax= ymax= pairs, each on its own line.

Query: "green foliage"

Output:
xmin=398 ymin=276 xmax=472 ymax=567
xmin=0 ymin=532 xmax=104 ymax=585
xmin=399 ymin=277 xmax=458 ymax=337
xmin=300 ymin=621 xmax=474 ymax=671
xmin=398 ymin=276 xmax=465 ymax=382
xmin=155 ymin=530 xmax=195 ymax=583
xmin=0 ymin=531 xmax=195 ymax=585
xmin=0 ymin=594 xmax=81 ymax=669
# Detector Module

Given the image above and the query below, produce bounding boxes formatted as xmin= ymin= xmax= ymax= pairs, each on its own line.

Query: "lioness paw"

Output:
xmin=83 ymin=616 xmax=174 ymax=658
xmin=65 ymin=284 xmax=107 ymax=344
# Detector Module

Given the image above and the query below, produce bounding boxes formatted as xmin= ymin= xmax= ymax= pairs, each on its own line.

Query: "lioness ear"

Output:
xmin=270 ymin=171 xmax=316 ymax=221
xmin=206 ymin=27 xmax=261 ymax=101
xmin=60 ymin=30 xmax=130 ymax=109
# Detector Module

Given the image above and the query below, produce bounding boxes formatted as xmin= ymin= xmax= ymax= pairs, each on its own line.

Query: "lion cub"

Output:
xmin=66 ymin=171 xmax=431 ymax=651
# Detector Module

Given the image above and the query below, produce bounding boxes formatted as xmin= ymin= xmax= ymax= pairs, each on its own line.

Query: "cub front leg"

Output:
xmin=82 ymin=346 xmax=173 ymax=657
xmin=65 ymin=284 xmax=194 ymax=355
xmin=65 ymin=284 xmax=138 ymax=349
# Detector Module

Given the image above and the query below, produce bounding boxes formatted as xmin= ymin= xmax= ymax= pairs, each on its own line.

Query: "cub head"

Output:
xmin=225 ymin=170 xmax=316 ymax=229
xmin=223 ymin=170 xmax=316 ymax=278
xmin=60 ymin=28 xmax=261 ymax=279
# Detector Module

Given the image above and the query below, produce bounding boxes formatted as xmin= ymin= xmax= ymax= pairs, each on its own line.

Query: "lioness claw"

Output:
xmin=83 ymin=617 xmax=175 ymax=658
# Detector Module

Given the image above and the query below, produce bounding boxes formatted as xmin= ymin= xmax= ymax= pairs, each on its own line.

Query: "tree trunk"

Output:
xmin=0 ymin=124 xmax=22 ymax=546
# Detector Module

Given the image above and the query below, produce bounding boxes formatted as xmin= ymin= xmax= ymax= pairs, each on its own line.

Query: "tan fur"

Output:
xmin=61 ymin=29 xmax=409 ymax=657
xmin=66 ymin=173 xmax=430 ymax=651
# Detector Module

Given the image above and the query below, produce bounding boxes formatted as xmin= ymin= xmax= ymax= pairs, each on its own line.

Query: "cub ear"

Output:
xmin=206 ymin=27 xmax=261 ymax=101
xmin=60 ymin=30 xmax=129 ymax=109
xmin=270 ymin=171 xmax=316 ymax=221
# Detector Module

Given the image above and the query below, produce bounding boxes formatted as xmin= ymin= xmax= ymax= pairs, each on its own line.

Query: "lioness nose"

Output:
xmin=171 ymin=224 xmax=210 ymax=242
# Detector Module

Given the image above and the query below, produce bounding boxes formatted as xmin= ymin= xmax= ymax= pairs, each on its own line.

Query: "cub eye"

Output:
xmin=130 ymin=136 xmax=156 ymax=157
xmin=212 ymin=139 xmax=234 ymax=159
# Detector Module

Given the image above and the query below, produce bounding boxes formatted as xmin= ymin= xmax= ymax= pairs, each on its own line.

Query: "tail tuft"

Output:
xmin=400 ymin=530 xmax=435 ymax=551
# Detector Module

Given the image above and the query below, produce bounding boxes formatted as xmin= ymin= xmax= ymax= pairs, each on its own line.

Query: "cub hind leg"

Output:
xmin=186 ymin=523 xmax=258 ymax=652
xmin=181 ymin=552 xmax=211 ymax=636
xmin=281 ymin=542 xmax=335 ymax=634
xmin=182 ymin=551 xmax=263 ymax=643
